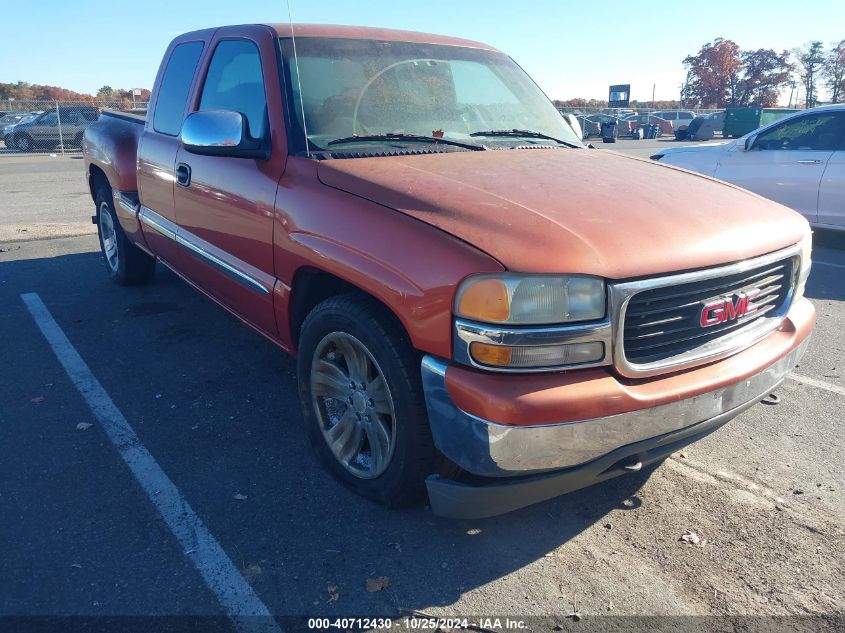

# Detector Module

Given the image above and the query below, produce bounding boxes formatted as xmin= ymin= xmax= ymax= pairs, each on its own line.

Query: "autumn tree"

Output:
xmin=682 ymin=39 xmax=742 ymax=108
xmin=794 ymin=41 xmax=825 ymax=108
xmin=736 ymin=49 xmax=792 ymax=107
xmin=97 ymin=85 xmax=115 ymax=98
xmin=825 ymin=40 xmax=845 ymax=103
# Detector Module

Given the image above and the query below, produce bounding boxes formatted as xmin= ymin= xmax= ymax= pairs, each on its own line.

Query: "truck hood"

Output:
xmin=317 ymin=148 xmax=808 ymax=279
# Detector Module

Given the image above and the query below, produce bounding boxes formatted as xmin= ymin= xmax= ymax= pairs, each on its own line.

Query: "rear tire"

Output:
xmin=297 ymin=294 xmax=435 ymax=507
xmin=95 ymin=186 xmax=155 ymax=285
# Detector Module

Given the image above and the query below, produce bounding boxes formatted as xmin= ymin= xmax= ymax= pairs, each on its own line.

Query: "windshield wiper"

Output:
xmin=469 ymin=129 xmax=580 ymax=148
xmin=326 ymin=133 xmax=485 ymax=151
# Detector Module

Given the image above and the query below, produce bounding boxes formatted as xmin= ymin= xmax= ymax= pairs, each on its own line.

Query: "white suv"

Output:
xmin=651 ymin=110 xmax=697 ymax=132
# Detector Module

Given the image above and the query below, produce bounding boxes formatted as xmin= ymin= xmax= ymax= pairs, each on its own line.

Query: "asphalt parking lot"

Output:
xmin=1 ymin=148 xmax=844 ymax=632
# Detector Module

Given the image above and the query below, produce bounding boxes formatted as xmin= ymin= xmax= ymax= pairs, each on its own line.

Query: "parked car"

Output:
xmin=2 ymin=112 xmax=41 ymax=147
xmin=0 ymin=112 xmax=27 ymax=128
xmin=688 ymin=110 xmax=725 ymax=141
xmin=626 ymin=114 xmax=673 ymax=137
xmin=0 ymin=113 xmax=30 ymax=140
xmin=576 ymin=115 xmax=601 ymax=138
xmin=651 ymin=110 xmax=697 ymax=132
xmin=8 ymin=106 xmax=98 ymax=151
xmin=83 ymin=23 xmax=814 ymax=518
xmin=652 ymin=105 xmax=845 ymax=230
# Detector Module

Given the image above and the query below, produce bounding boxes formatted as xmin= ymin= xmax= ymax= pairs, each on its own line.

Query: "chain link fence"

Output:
xmin=555 ymin=106 xmax=723 ymax=116
xmin=0 ymin=99 xmax=148 ymax=155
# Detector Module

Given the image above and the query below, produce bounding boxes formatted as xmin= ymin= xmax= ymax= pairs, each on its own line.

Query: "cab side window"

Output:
xmin=199 ymin=40 xmax=268 ymax=140
xmin=40 ymin=112 xmax=58 ymax=126
xmin=753 ymin=113 xmax=845 ymax=151
xmin=153 ymin=41 xmax=204 ymax=136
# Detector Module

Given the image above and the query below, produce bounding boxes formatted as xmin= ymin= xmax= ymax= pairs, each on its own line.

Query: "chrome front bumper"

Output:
xmin=421 ymin=337 xmax=810 ymax=479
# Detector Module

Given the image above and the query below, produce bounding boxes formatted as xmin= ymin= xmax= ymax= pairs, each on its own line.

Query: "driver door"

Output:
xmin=714 ymin=112 xmax=844 ymax=224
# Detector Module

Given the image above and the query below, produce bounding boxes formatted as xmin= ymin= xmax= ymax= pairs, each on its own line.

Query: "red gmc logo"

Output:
xmin=700 ymin=291 xmax=758 ymax=327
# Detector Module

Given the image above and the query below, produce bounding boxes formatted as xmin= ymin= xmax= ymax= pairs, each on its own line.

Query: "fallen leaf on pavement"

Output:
xmin=366 ymin=576 xmax=389 ymax=592
xmin=242 ymin=564 xmax=262 ymax=582
xmin=327 ymin=584 xmax=339 ymax=603
xmin=234 ymin=493 xmax=248 ymax=501
xmin=76 ymin=422 xmax=93 ymax=431
xmin=31 ymin=396 xmax=45 ymax=404
xmin=680 ymin=531 xmax=701 ymax=545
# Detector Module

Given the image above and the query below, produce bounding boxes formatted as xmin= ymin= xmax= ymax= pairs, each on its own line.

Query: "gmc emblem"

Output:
xmin=700 ymin=291 xmax=759 ymax=327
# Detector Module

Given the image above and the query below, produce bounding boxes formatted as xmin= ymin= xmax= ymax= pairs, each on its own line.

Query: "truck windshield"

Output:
xmin=280 ymin=37 xmax=582 ymax=153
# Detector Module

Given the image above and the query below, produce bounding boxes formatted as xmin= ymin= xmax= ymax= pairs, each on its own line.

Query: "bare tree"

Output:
xmin=825 ymin=40 xmax=845 ymax=103
xmin=794 ymin=41 xmax=826 ymax=108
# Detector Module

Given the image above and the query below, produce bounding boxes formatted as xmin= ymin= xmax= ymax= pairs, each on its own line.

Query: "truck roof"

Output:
xmin=266 ymin=23 xmax=498 ymax=51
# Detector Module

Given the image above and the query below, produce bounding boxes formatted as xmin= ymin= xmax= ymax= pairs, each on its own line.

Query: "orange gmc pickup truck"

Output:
xmin=83 ymin=24 xmax=815 ymax=518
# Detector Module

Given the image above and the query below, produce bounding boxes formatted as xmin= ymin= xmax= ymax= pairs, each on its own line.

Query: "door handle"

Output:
xmin=796 ymin=159 xmax=823 ymax=164
xmin=175 ymin=163 xmax=192 ymax=187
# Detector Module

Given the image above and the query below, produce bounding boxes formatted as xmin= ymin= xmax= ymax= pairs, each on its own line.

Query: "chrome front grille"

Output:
xmin=612 ymin=246 xmax=801 ymax=377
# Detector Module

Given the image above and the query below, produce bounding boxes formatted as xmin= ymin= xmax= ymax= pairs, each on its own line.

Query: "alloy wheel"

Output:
xmin=99 ymin=202 xmax=119 ymax=273
xmin=310 ymin=331 xmax=397 ymax=479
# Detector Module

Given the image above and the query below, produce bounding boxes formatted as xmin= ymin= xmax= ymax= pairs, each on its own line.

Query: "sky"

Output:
xmin=2 ymin=0 xmax=844 ymax=103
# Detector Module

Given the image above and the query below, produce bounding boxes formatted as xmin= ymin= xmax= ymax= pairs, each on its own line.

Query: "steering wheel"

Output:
xmin=352 ymin=58 xmax=444 ymax=136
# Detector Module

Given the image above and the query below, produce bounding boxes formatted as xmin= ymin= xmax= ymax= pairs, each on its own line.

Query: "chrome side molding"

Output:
xmin=174 ymin=232 xmax=270 ymax=295
xmin=138 ymin=205 xmax=177 ymax=241
xmin=138 ymin=205 xmax=270 ymax=296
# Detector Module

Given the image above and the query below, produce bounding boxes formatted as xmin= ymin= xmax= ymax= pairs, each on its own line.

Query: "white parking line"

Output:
xmin=814 ymin=260 xmax=845 ymax=270
xmin=788 ymin=373 xmax=845 ymax=397
xmin=21 ymin=293 xmax=281 ymax=633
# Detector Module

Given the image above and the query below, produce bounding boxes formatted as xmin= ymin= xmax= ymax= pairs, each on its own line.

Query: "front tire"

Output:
xmin=95 ymin=186 xmax=155 ymax=285
xmin=15 ymin=134 xmax=33 ymax=152
xmin=297 ymin=294 xmax=435 ymax=507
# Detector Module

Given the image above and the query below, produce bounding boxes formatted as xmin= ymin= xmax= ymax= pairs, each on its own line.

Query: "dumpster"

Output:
xmin=601 ymin=120 xmax=618 ymax=143
xmin=723 ymin=107 xmax=799 ymax=139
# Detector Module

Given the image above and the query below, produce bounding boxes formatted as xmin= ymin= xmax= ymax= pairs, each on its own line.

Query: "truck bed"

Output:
xmin=83 ymin=110 xmax=145 ymax=194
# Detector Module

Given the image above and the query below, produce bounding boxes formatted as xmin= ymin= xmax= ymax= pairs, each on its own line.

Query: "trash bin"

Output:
xmin=631 ymin=127 xmax=643 ymax=140
xmin=601 ymin=121 xmax=618 ymax=143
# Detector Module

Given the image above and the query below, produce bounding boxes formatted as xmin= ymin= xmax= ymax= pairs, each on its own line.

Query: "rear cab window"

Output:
xmin=153 ymin=41 xmax=205 ymax=135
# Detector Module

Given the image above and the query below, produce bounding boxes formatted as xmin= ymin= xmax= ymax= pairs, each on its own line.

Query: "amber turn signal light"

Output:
xmin=455 ymin=277 xmax=510 ymax=323
xmin=469 ymin=342 xmax=514 ymax=367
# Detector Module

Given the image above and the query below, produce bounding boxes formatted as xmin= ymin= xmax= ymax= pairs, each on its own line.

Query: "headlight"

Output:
xmin=795 ymin=231 xmax=812 ymax=300
xmin=454 ymin=274 xmax=606 ymax=325
xmin=453 ymin=274 xmax=609 ymax=371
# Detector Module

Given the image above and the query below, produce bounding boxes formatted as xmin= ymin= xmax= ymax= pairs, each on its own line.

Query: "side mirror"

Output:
xmin=742 ymin=135 xmax=756 ymax=151
xmin=180 ymin=110 xmax=269 ymax=160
